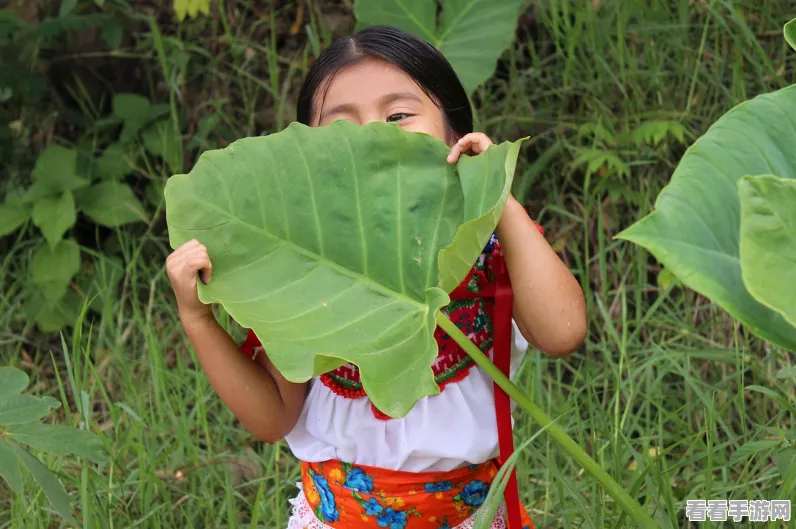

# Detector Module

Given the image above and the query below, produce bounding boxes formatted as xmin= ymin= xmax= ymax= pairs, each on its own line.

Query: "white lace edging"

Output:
xmin=286 ymin=483 xmax=508 ymax=529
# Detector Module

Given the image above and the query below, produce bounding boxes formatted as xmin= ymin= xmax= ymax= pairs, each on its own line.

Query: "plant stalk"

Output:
xmin=436 ymin=312 xmax=661 ymax=529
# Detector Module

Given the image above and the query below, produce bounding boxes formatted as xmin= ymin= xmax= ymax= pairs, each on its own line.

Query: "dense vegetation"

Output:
xmin=1 ymin=1 xmax=795 ymax=527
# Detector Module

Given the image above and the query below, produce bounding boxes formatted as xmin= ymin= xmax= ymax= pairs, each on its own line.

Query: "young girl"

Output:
xmin=166 ymin=26 xmax=586 ymax=529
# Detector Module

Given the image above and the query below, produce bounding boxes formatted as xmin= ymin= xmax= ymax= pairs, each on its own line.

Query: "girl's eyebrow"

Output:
xmin=319 ymin=103 xmax=357 ymax=122
xmin=379 ymin=92 xmax=423 ymax=106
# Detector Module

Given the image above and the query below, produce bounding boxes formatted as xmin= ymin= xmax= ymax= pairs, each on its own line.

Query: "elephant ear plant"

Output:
xmin=618 ymin=20 xmax=796 ymax=350
xmin=619 ymin=19 xmax=796 ymax=496
xmin=165 ymin=120 xmax=660 ymax=528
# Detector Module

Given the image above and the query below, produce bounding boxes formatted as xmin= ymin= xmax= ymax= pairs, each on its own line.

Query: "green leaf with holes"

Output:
xmin=354 ymin=0 xmax=526 ymax=94
xmin=165 ymin=120 xmax=521 ymax=417
xmin=618 ymin=85 xmax=796 ymax=351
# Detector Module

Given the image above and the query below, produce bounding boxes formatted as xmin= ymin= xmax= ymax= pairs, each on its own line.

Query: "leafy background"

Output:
xmin=1 ymin=0 xmax=795 ymax=527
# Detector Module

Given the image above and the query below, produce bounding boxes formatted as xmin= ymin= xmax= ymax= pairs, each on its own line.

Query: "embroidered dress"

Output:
xmin=241 ymin=231 xmax=542 ymax=528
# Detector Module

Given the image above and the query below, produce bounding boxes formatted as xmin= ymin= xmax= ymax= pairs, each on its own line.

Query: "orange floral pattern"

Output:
xmin=301 ymin=459 xmax=534 ymax=529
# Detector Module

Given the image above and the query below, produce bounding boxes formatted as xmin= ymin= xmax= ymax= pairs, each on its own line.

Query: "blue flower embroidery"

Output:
xmin=460 ymin=480 xmax=489 ymax=507
xmin=364 ymin=497 xmax=384 ymax=516
xmin=311 ymin=471 xmax=339 ymax=523
xmin=424 ymin=481 xmax=453 ymax=493
xmin=377 ymin=507 xmax=407 ymax=529
xmin=343 ymin=467 xmax=374 ymax=494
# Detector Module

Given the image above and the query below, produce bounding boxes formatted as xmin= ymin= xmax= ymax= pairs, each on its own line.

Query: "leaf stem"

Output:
xmin=435 ymin=311 xmax=661 ymax=529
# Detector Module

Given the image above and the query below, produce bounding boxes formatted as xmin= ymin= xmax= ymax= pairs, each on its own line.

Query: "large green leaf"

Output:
xmin=617 ymin=85 xmax=796 ymax=351
xmin=354 ymin=0 xmax=526 ymax=94
xmin=6 ymin=424 xmax=107 ymax=463
xmin=32 ymin=191 xmax=76 ymax=248
xmin=739 ymin=175 xmax=796 ymax=328
xmin=166 ymin=121 xmax=520 ymax=417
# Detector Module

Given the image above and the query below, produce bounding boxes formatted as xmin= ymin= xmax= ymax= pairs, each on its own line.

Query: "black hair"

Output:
xmin=296 ymin=25 xmax=473 ymax=142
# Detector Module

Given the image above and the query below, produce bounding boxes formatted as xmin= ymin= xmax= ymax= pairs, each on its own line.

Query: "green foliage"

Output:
xmin=738 ymin=175 xmax=796 ymax=328
xmin=0 ymin=88 xmax=182 ymax=333
xmin=165 ymin=121 xmax=521 ymax=417
xmin=618 ymin=84 xmax=796 ymax=351
xmin=0 ymin=366 xmax=107 ymax=523
xmin=786 ymin=18 xmax=795 ymax=51
xmin=354 ymin=0 xmax=526 ymax=94
xmin=173 ymin=0 xmax=213 ymax=21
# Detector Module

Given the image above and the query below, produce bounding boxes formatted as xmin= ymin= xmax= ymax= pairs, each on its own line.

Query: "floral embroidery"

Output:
xmin=319 ymin=233 xmax=501 ymax=419
xmin=310 ymin=469 xmax=340 ymax=523
xmin=377 ymin=507 xmax=408 ymax=529
xmin=456 ymin=480 xmax=489 ymax=509
xmin=424 ymin=481 xmax=453 ymax=493
xmin=344 ymin=467 xmax=374 ymax=494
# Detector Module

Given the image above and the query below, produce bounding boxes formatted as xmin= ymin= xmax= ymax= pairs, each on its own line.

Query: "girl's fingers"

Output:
xmin=447 ymin=133 xmax=493 ymax=164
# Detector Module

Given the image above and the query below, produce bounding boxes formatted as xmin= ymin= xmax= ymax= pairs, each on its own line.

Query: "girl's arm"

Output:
xmin=167 ymin=240 xmax=307 ymax=443
xmin=497 ymin=195 xmax=587 ymax=357
xmin=449 ymin=133 xmax=587 ymax=357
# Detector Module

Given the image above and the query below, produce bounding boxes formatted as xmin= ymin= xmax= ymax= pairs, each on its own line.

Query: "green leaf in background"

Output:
xmin=32 ymin=191 xmax=76 ymax=248
xmin=738 ymin=175 xmax=796 ymax=328
xmin=11 ymin=443 xmax=77 ymax=524
xmin=785 ymin=18 xmax=795 ymax=52
xmin=113 ymin=93 xmax=150 ymax=122
xmin=173 ymin=0 xmax=213 ymax=21
xmin=165 ymin=121 xmax=519 ymax=417
xmin=0 ymin=366 xmax=29 ymax=398
xmin=95 ymin=143 xmax=134 ymax=180
xmin=0 ymin=395 xmax=60 ymax=425
xmin=0 ymin=439 xmax=23 ymax=495
xmin=23 ymin=291 xmax=84 ymax=333
xmin=143 ymin=120 xmax=184 ymax=173
xmin=100 ymin=18 xmax=123 ymax=49
xmin=617 ymin=85 xmax=796 ymax=351
xmin=78 ymin=181 xmax=147 ymax=227
xmin=59 ymin=0 xmax=78 ymax=17
xmin=77 ymin=254 xmax=123 ymax=313
xmin=354 ymin=0 xmax=526 ymax=94
xmin=30 ymin=239 xmax=81 ymax=303
xmin=6 ymin=424 xmax=107 ymax=463
xmin=776 ymin=447 xmax=796 ymax=479
xmin=30 ymin=145 xmax=89 ymax=197
xmin=0 ymin=197 xmax=30 ymax=237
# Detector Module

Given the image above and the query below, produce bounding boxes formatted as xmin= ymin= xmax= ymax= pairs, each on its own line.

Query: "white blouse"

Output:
xmin=284 ymin=321 xmax=528 ymax=473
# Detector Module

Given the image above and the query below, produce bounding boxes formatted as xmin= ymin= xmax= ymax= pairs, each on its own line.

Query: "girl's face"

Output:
xmin=311 ymin=57 xmax=450 ymax=145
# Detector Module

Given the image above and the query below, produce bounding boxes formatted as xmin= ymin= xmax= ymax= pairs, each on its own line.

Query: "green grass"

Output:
xmin=2 ymin=0 xmax=796 ymax=527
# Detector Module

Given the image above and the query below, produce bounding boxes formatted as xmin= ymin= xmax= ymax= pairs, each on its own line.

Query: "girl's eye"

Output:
xmin=387 ymin=113 xmax=411 ymax=122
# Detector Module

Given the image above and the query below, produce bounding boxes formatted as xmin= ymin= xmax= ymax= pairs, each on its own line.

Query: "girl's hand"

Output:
xmin=166 ymin=239 xmax=214 ymax=324
xmin=446 ymin=132 xmax=493 ymax=164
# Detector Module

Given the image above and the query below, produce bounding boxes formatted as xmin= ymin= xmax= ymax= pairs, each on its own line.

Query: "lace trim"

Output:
xmin=286 ymin=484 xmax=508 ymax=529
